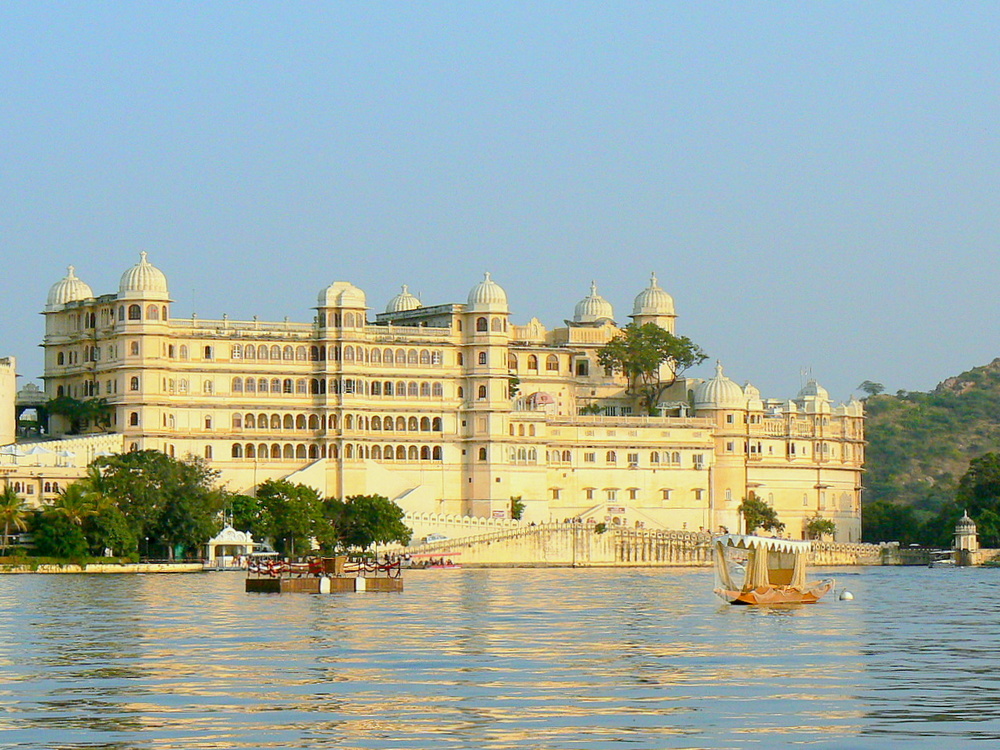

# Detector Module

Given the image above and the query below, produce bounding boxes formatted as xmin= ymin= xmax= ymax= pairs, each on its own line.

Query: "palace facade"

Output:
xmin=29 ymin=254 xmax=864 ymax=540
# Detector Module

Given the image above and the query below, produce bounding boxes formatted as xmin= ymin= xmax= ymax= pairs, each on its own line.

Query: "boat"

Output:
xmin=713 ymin=534 xmax=834 ymax=605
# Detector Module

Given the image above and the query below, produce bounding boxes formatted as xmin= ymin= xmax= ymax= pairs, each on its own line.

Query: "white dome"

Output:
xmin=694 ymin=362 xmax=747 ymax=409
xmin=46 ymin=266 xmax=93 ymax=311
xmin=631 ymin=272 xmax=675 ymax=317
xmin=744 ymin=381 xmax=764 ymax=411
xmin=573 ymin=281 xmax=615 ymax=324
xmin=318 ymin=281 xmax=367 ymax=309
xmin=467 ymin=272 xmax=508 ymax=313
xmin=119 ymin=252 xmax=169 ymax=299
xmin=796 ymin=379 xmax=830 ymax=402
xmin=385 ymin=285 xmax=421 ymax=313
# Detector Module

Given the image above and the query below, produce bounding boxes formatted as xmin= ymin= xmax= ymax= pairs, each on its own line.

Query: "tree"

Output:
xmin=31 ymin=510 xmax=88 ymax=559
xmin=953 ymin=453 xmax=1000 ymax=547
xmin=50 ymin=483 xmax=98 ymax=527
xmin=510 ymin=496 xmax=525 ymax=520
xmin=805 ymin=516 xmax=837 ymax=540
xmin=256 ymin=479 xmax=323 ymax=556
xmin=0 ymin=486 xmax=29 ymax=555
xmin=46 ymin=396 xmax=112 ymax=434
xmin=738 ymin=493 xmax=785 ymax=534
xmin=861 ymin=500 xmax=920 ymax=544
xmin=857 ymin=381 xmax=885 ymax=397
xmin=597 ymin=323 xmax=707 ymax=415
xmin=325 ymin=494 xmax=412 ymax=551
xmin=93 ymin=450 xmax=222 ymax=559
xmin=579 ymin=402 xmax=604 ymax=415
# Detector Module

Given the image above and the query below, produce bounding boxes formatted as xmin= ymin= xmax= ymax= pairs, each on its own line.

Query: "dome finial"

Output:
xmin=484 ymin=271 xmax=492 ymax=281
xmin=67 ymin=265 xmax=76 ymax=277
xmin=650 ymin=272 xmax=658 ymax=287
xmin=715 ymin=360 xmax=724 ymax=377
xmin=140 ymin=251 xmax=148 ymax=263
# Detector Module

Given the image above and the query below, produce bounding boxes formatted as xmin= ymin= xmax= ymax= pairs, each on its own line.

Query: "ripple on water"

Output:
xmin=1 ymin=566 xmax=999 ymax=748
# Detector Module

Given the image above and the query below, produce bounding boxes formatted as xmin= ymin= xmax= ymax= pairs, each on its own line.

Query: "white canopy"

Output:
xmin=714 ymin=534 xmax=812 ymax=554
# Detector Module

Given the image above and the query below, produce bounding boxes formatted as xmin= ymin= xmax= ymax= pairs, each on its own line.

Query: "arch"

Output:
xmin=420 ymin=446 xmax=431 ymax=460
xmin=476 ymin=316 xmax=488 ymax=332
xmin=432 ymin=446 xmax=442 ymax=461
xmin=128 ymin=304 xmax=141 ymax=320
xmin=233 ymin=414 xmax=243 ymax=429
xmin=395 ymin=445 xmax=406 ymax=460
xmin=204 ymin=446 xmax=213 ymax=459
xmin=281 ymin=345 xmax=293 ymax=361
xmin=232 ymin=377 xmax=243 ymax=393
xmin=282 ymin=443 xmax=293 ymax=459
xmin=382 ymin=416 xmax=394 ymax=432
xmin=244 ymin=345 xmax=256 ymax=360
xmin=408 ymin=381 xmax=419 ymax=397
xmin=420 ymin=417 xmax=430 ymax=431
xmin=491 ymin=317 xmax=502 ymax=331
xmin=129 ymin=412 xmax=139 ymax=426
xmin=457 ymin=386 xmax=464 ymax=399
xmin=408 ymin=416 xmax=419 ymax=431
xmin=527 ymin=355 xmax=538 ymax=371
xmin=310 ymin=378 xmax=320 ymax=394
xmin=408 ymin=445 xmax=419 ymax=461
xmin=308 ymin=445 xmax=318 ymax=459
xmin=344 ymin=312 xmax=355 ymax=328
xmin=432 ymin=417 xmax=442 ymax=431
xmin=545 ymin=354 xmax=559 ymax=371
xmin=382 ymin=443 xmax=393 ymax=459
xmin=396 ymin=416 xmax=406 ymax=431
xmin=270 ymin=414 xmax=281 ymax=430
xmin=296 ymin=444 xmax=307 ymax=459
xmin=345 ymin=414 xmax=355 ymax=430
xmin=372 ymin=445 xmax=382 ymax=460
xmin=478 ymin=351 xmax=488 ymax=365
xmin=308 ymin=414 xmax=319 ymax=430
xmin=478 ymin=447 xmax=487 ymax=461
xmin=270 ymin=444 xmax=281 ymax=459
xmin=296 ymin=378 xmax=307 ymax=394
xmin=130 ymin=376 xmax=139 ymax=391
xmin=309 ymin=346 xmax=320 ymax=361
xmin=269 ymin=345 xmax=281 ymax=360
xmin=508 ymin=354 xmax=517 ymax=370
xmin=372 ymin=416 xmax=382 ymax=430
xmin=329 ymin=414 xmax=338 ymax=429
xmin=407 ymin=350 xmax=418 ymax=366
xmin=245 ymin=413 xmax=256 ymax=428
xmin=258 ymin=412 xmax=268 ymax=428
xmin=258 ymin=344 xmax=268 ymax=359
xmin=477 ymin=385 xmax=487 ymax=400
xmin=420 ymin=349 xmax=430 ymax=365
xmin=397 ymin=381 xmax=406 ymax=397
xmin=384 ymin=348 xmax=394 ymax=364
xmin=146 ymin=304 xmax=159 ymax=320
xmin=284 ymin=414 xmax=295 ymax=430
xmin=371 ymin=348 xmax=381 ymax=364
xmin=432 ymin=382 xmax=443 ymax=397
xmin=344 ymin=345 xmax=355 ymax=362
xmin=269 ymin=378 xmax=281 ymax=393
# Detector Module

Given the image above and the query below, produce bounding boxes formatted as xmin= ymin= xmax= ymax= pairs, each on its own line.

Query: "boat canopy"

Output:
xmin=714 ymin=534 xmax=812 ymax=554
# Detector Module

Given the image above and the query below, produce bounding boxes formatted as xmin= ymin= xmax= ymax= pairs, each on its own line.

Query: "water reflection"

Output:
xmin=2 ymin=567 xmax=1000 ymax=747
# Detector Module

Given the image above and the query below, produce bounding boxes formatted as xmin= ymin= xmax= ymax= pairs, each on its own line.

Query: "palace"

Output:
xmin=15 ymin=254 xmax=863 ymax=540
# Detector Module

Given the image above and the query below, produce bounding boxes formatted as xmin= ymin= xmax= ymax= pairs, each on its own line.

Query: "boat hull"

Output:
xmin=715 ymin=579 xmax=834 ymax=605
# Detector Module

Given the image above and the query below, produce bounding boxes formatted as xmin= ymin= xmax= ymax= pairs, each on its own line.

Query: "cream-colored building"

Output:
xmin=0 ymin=357 xmax=16 ymax=446
xmin=27 ymin=254 xmax=864 ymax=541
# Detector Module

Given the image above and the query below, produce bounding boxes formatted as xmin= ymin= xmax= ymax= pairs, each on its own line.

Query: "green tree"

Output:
xmin=953 ymin=452 xmax=1000 ymax=547
xmin=597 ymin=323 xmax=707 ymax=415
xmin=805 ymin=516 xmax=837 ymax=540
xmin=510 ymin=496 xmax=525 ymax=520
xmin=0 ymin=486 xmax=29 ymax=555
xmin=257 ymin=479 xmax=323 ymax=556
xmin=861 ymin=500 xmax=920 ymax=544
xmin=738 ymin=492 xmax=785 ymax=534
xmin=579 ymin=402 xmax=604 ymax=415
xmin=94 ymin=450 xmax=222 ymax=559
xmin=50 ymin=483 xmax=98 ymax=527
xmin=229 ymin=492 xmax=267 ymax=538
xmin=31 ymin=510 xmax=88 ymax=558
xmin=858 ymin=380 xmax=885 ymax=397
xmin=46 ymin=396 xmax=112 ymax=434
xmin=326 ymin=494 xmax=412 ymax=551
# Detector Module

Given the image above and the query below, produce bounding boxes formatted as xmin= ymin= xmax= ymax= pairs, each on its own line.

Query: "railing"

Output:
xmin=247 ymin=556 xmax=402 ymax=579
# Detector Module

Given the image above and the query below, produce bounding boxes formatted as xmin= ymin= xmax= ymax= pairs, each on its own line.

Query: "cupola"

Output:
xmin=693 ymin=362 xmax=747 ymax=409
xmin=119 ymin=252 xmax=170 ymax=300
xmin=385 ymin=285 xmax=421 ymax=313
xmin=631 ymin=272 xmax=675 ymax=318
xmin=467 ymin=272 xmax=508 ymax=313
xmin=46 ymin=266 xmax=94 ymax=311
xmin=573 ymin=281 xmax=615 ymax=324
xmin=318 ymin=281 xmax=367 ymax=309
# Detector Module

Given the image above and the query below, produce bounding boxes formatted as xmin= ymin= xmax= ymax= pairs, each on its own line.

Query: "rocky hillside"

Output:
xmin=864 ymin=358 xmax=1000 ymax=514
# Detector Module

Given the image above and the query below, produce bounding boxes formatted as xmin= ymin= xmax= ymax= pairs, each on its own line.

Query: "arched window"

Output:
xmin=245 ymin=378 xmax=256 ymax=394
xmin=432 ymin=446 xmax=442 ymax=461
xmin=204 ymin=446 xmax=213 ymax=459
xmin=408 ymin=382 xmax=419 ymax=397
xmin=344 ymin=346 xmax=355 ymax=362
xmin=395 ymin=416 xmax=405 ymax=431
xmin=268 ymin=444 xmax=279 ymax=459
xmin=372 ymin=445 xmax=382 ymax=460
xmin=57 ymin=351 xmax=64 ymax=365
xmin=397 ymin=381 xmax=406 ymax=397
xmin=382 ymin=416 xmax=393 ymax=432
xmin=130 ymin=341 xmax=140 ymax=356
xmin=606 ymin=450 xmax=617 ymax=464
xmin=308 ymin=415 xmax=319 ymax=430
xmin=309 ymin=445 xmax=319 ymax=459
xmin=283 ymin=378 xmax=293 ymax=394
xmin=128 ymin=304 xmax=141 ymax=320
xmin=432 ymin=417 xmax=442 ymax=431
xmin=296 ymin=379 xmax=307 ymax=394
xmin=296 ymin=444 xmax=307 ymax=459
xmin=407 ymin=350 xmax=418 ymax=365
xmin=432 ymin=382 xmax=443 ymax=397
xmin=528 ymin=355 xmax=538 ymax=371
xmin=246 ymin=444 xmax=256 ymax=458
xmin=420 ymin=349 xmax=430 ymax=365
xmin=269 ymin=345 xmax=280 ymax=360
xmin=232 ymin=344 xmax=243 ymax=359
xmin=147 ymin=304 xmax=159 ymax=320
xmin=491 ymin=317 xmax=502 ymax=331
xmin=371 ymin=416 xmax=382 ymax=430
xmin=457 ymin=386 xmax=464 ymax=399
xmin=371 ymin=348 xmax=381 ymax=364
xmin=478 ymin=447 xmax=487 ymax=461
xmin=371 ymin=381 xmax=382 ymax=396
xmin=309 ymin=346 xmax=319 ymax=361
xmin=420 ymin=417 xmax=430 ymax=431
xmin=233 ymin=414 xmax=243 ymax=429
xmin=562 ymin=450 xmax=572 ymax=462
xmin=477 ymin=385 xmax=487 ymax=400
xmin=546 ymin=355 xmax=559 ymax=371
xmin=204 ymin=346 xmax=214 ymax=360
xmin=508 ymin=354 xmax=517 ymax=370
xmin=257 ymin=345 xmax=268 ymax=359
xmin=130 ymin=376 xmax=139 ymax=391
xmin=476 ymin=317 xmax=488 ymax=332
xmin=129 ymin=412 xmax=139 ymax=426
xmin=270 ymin=378 xmax=281 ymax=393
xmin=408 ymin=445 xmax=418 ymax=461
xmin=345 ymin=414 xmax=354 ymax=430
xmin=283 ymin=346 xmax=293 ymax=361
xmin=203 ymin=380 xmax=214 ymax=394
xmin=232 ymin=377 xmax=243 ymax=393
xmin=244 ymin=345 xmax=255 ymax=360
xmin=478 ymin=351 xmax=488 ymax=365
xmin=258 ymin=412 xmax=268 ymax=428
xmin=270 ymin=414 xmax=281 ymax=430
xmin=408 ymin=416 xmax=418 ymax=431
xmin=420 ymin=446 xmax=431 ymax=461
xmin=118 ymin=307 xmax=125 ymax=321
xmin=205 ymin=416 xmax=213 ymax=429
xmin=283 ymin=414 xmax=294 ymax=430
xmin=232 ymin=444 xmax=243 ymax=458
xmin=245 ymin=414 xmax=255 ymax=428
xmin=457 ymin=352 xmax=464 ymax=366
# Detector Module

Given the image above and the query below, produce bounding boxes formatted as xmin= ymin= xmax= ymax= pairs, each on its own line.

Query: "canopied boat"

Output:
xmin=713 ymin=534 xmax=834 ymax=605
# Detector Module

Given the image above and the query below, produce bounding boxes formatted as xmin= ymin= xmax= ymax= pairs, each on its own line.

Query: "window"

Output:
xmin=204 ymin=346 xmax=213 ymax=360
xmin=584 ymin=452 xmax=595 ymax=463
xmin=478 ymin=447 xmax=487 ymax=461
xmin=528 ymin=355 xmax=538 ymax=371
xmin=147 ymin=304 xmax=159 ymax=320
xmin=130 ymin=341 xmax=140 ymax=356
xmin=205 ymin=416 xmax=213 ymax=429
xmin=476 ymin=317 xmax=488 ymax=332
xmin=606 ymin=450 xmax=617 ymax=464
xmin=661 ymin=489 xmax=672 ymax=501
xmin=546 ymin=355 xmax=558 ymax=371
xmin=128 ymin=304 xmax=141 ymax=320
xmin=478 ymin=351 xmax=488 ymax=365
xmin=576 ymin=359 xmax=589 ymax=376
xmin=627 ymin=453 xmax=639 ymax=466
xmin=477 ymin=385 xmax=487 ymax=400
xmin=585 ymin=488 xmax=595 ymax=500
xmin=129 ymin=376 xmax=139 ymax=391
xmin=129 ymin=412 xmax=139 ymax=426
xmin=232 ymin=377 xmax=243 ymax=393
xmin=231 ymin=345 xmax=242 ymax=359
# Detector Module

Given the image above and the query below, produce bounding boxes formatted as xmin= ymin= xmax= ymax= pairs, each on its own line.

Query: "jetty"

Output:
xmin=245 ymin=556 xmax=403 ymax=593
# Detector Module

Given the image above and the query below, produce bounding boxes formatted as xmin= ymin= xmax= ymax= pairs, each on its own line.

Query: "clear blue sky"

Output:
xmin=2 ymin=2 xmax=998 ymax=403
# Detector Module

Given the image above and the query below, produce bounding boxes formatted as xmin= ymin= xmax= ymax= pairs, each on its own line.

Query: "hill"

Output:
xmin=863 ymin=358 xmax=1000 ymax=542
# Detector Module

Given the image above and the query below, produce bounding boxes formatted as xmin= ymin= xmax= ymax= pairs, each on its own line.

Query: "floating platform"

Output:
xmin=245 ymin=556 xmax=403 ymax=594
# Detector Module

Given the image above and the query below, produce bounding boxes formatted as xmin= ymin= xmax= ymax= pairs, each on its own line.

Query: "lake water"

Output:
xmin=1 ymin=565 xmax=998 ymax=749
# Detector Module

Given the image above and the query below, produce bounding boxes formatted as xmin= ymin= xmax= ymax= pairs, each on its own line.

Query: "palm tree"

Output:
xmin=49 ymin=483 xmax=97 ymax=527
xmin=0 ymin=486 xmax=29 ymax=555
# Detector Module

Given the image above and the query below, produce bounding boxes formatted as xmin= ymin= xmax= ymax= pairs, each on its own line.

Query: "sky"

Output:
xmin=2 ymin=2 xmax=999 ymax=403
